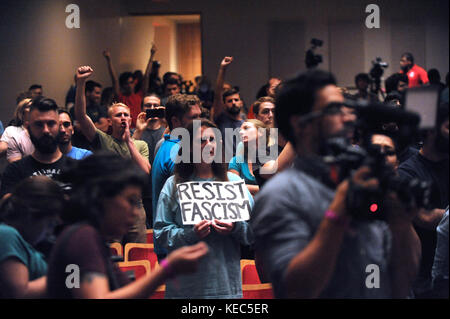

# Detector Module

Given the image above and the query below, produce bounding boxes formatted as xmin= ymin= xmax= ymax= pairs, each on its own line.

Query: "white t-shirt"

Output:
xmin=0 ymin=126 xmax=34 ymax=161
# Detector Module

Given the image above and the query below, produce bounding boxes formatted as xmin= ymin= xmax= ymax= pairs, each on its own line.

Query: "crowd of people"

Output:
xmin=0 ymin=45 xmax=448 ymax=299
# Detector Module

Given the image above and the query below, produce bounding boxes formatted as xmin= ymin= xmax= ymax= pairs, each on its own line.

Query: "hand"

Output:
xmin=102 ymin=50 xmax=111 ymax=60
xmin=194 ymin=220 xmax=212 ymax=239
xmin=166 ymin=242 xmax=209 ymax=275
xmin=220 ymin=56 xmax=233 ymax=68
xmin=150 ymin=42 xmax=157 ymax=56
xmin=330 ymin=166 xmax=379 ymax=218
xmin=76 ymin=66 xmax=93 ymax=82
xmin=136 ymin=112 xmax=150 ymax=131
xmin=121 ymin=120 xmax=131 ymax=142
xmin=384 ymin=191 xmax=418 ymax=226
xmin=211 ymin=219 xmax=234 ymax=235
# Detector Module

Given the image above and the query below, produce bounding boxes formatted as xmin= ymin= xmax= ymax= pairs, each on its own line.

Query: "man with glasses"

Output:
xmin=57 ymin=110 xmax=92 ymax=160
xmin=251 ymin=69 xmax=421 ymax=298
xmin=133 ymin=94 xmax=166 ymax=165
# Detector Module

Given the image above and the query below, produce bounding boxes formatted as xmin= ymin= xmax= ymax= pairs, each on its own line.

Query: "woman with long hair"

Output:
xmin=154 ymin=118 xmax=254 ymax=298
xmin=46 ymin=152 xmax=208 ymax=298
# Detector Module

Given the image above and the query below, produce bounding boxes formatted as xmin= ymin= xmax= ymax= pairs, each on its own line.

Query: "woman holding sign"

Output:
xmin=154 ymin=118 xmax=254 ymax=299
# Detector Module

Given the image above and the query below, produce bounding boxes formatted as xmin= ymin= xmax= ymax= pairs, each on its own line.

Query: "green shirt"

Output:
xmin=93 ymin=129 xmax=149 ymax=160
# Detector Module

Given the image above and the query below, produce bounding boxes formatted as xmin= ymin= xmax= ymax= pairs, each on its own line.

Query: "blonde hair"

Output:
xmin=13 ymin=98 xmax=32 ymax=126
xmin=107 ymin=102 xmax=130 ymax=118
xmin=244 ymin=119 xmax=275 ymax=147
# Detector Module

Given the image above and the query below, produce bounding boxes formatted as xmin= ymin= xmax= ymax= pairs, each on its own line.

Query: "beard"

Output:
xmin=29 ymin=131 xmax=58 ymax=154
xmin=227 ymin=105 xmax=241 ymax=116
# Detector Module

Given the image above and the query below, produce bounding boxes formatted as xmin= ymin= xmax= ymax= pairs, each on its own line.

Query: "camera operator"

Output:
xmin=398 ymin=102 xmax=449 ymax=298
xmin=250 ymin=70 xmax=421 ymax=298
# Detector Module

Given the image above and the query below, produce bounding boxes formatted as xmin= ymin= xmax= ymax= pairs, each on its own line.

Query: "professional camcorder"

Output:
xmin=322 ymin=99 xmax=431 ymax=221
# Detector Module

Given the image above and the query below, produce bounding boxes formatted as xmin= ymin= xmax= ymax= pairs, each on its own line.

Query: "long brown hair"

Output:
xmin=174 ymin=118 xmax=228 ymax=184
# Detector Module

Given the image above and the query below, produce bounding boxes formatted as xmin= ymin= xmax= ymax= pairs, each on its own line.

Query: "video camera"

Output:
xmin=322 ymin=99 xmax=431 ymax=220
xmin=305 ymin=38 xmax=323 ymax=69
xmin=369 ymin=57 xmax=389 ymax=98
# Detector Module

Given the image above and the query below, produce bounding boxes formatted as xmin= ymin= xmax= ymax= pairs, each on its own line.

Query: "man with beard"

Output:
xmin=210 ymin=57 xmax=245 ymax=157
xmin=57 ymin=110 xmax=92 ymax=160
xmin=399 ymin=52 xmax=429 ymax=88
xmin=250 ymin=69 xmax=421 ymax=298
xmin=398 ymin=102 xmax=449 ymax=298
xmin=0 ymin=97 xmax=73 ymax=198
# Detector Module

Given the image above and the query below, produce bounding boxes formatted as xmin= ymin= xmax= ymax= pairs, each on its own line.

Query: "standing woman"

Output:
xmin=154 ymin=118 xmax=254 ymax=299
xmin=46 ymin=152 xmax=208 ymax=298
xmin=0 ymin=176 xmax=65 ymax=298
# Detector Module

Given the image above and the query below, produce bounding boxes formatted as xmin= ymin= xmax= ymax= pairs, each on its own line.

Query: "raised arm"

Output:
xmin=141 ymin=43 xmax=157 ymax=95
xmin=210 ymin=56 xmax=233 ymax=121
xmin=103 ymin=50 xmax=120 ymax=98
xmin=74 ymin=66 xmax=98 ymax=142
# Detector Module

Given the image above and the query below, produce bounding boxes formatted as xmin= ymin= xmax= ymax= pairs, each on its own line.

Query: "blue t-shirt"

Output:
xmin=228 ymin=155 xmax=257 ymax=185
xmin=66 ymin=146 xmax=92 ymax=160
xmin=151 ymin=134 xmax=180 ymax=256
xmin=0 ymin=224 xmax=47 ymax=281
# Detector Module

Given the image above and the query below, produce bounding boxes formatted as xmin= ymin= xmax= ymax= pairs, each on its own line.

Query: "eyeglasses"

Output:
xmin=296 ymin=102 xmax=344 ymax=125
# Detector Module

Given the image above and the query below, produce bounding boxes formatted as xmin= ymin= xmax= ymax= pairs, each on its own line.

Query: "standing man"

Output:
xmin=399 ymin=52 xmax=429 ymax=88
xmin=74 ymin=66 xmax=150 ymax=243
xmin=211 ymin=57 xmax=245 ymax=157
xmin=0 ymin=97 xmax=72 ymax=198
xmin=57 ymin=110 xmax=92 ymax=160
xmin=28 ymin=85 xmax=43 ymax=100
xmin=251 ymin=70 xmax=421 ymax=298
xmin=133 ymin=93 xmax=166 ymax=228
xmin=152 ymin=94 xmax=201 ymax=259
xmin=103 ymin=43 xmax=156 ymax=128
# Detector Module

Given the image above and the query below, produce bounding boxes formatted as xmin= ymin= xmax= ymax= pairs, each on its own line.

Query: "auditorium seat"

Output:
xmin=110 ymin=242 xmax=123 ymax=257
xmin=242 ymin=283 xmax=274 ymax=299
xmin=149 ymin=284 xmax=166 ymax=299
xmin=240 ymin=259 xmax=261 ymax=285
xmin=146 ymin=229 xmax=154 ymax=244
xmin=118 ymin=260 xmax=150 ymax=280
xmin=124 ymin=243 xmax=159 ymax=270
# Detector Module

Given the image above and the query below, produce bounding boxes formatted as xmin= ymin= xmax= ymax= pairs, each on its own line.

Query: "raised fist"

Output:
xmin=221 ymin=56 xmax=233 ymax=68
xmin=76 ymin=66 xmax=93 ymax=81
xmin=150 ymin=42 xmax=157 ymax=55
xmin=102 ymin=50 xmax=111 ymax=59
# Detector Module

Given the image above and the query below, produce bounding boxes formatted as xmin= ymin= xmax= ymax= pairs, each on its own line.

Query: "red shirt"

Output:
xmin=400 ymin=64 xmax=429 ymax=88
xmin=118 ymin=91 xmax=143 ymax=128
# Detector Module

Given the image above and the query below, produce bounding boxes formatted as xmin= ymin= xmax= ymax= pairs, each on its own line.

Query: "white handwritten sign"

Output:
xmin=177 ymin=181 xmax=251 ymax=225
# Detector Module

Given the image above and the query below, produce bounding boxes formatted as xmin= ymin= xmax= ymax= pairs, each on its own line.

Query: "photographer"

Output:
xmin=250 ymin=70 xmax=421 ymax=298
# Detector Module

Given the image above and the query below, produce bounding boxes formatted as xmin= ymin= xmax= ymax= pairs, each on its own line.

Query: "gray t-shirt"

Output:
xmin=250 ymin=156 xmax=392 ymax=298
xmin=140 ymin=126 xmax=166 ymax=165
